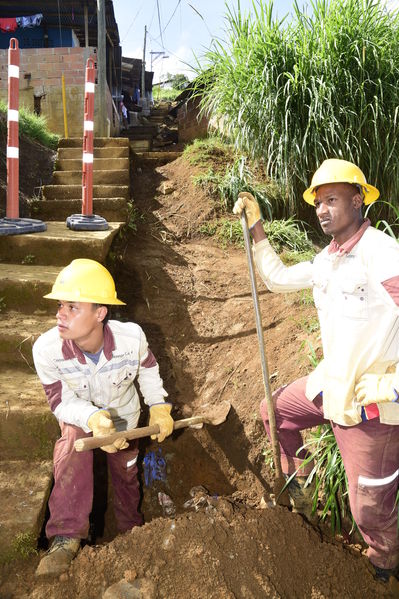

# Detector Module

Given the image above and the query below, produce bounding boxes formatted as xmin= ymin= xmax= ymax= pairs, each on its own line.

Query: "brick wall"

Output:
xmin=177 ymin=96 xmax=209 ymax=143
xmin=0 ymin=46 xmax=118 ymax=137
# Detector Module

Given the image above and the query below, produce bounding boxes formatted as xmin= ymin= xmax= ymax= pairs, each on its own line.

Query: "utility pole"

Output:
xmin=97 ymin=0 xmax=107 ymax=136
xmin=141 ymin=25 xmax=147 ymax=102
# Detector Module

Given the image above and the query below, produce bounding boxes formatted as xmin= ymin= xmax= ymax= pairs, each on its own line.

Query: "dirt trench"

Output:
xmin=1 ymin=153 xmax=397 ymax=598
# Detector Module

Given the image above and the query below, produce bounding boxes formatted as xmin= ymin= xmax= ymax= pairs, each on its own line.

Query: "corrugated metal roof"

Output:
xmin=0 ymin=0 xmax=119 ymax=47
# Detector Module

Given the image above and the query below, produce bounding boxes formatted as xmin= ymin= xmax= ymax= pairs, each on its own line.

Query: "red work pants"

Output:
xmin=46 ymin=422 xmax=143 ymax=540
xmin=260 ymin=376 xmax=399 ymax=570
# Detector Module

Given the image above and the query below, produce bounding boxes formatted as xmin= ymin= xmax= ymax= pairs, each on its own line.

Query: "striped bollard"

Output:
xmin=66 ymin=57 xmax=108 ymax=231
xmin=0 ymin=38 xmax=46 ymax=235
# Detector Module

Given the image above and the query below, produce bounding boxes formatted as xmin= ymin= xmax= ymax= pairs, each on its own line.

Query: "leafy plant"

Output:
xmin=297 ymin=425 xmax=351 ymax=535
xmin=365 ymin=199 xmax=399 ymax=239
xmin=195 ymin=0 xmax=399 ymax=218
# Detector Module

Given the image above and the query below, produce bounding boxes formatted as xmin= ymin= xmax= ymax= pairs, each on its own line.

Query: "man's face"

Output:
xmin=56 ymin=301 xmax=104 ymax=346
xmin=314 ymin=182 xmax=363 ymax=243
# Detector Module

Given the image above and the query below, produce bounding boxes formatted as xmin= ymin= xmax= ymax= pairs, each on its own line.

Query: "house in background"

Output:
xmin=0 ymin=0 xmax=121 ymax=137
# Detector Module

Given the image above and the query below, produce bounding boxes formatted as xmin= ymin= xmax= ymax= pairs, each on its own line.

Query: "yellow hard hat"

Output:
xmin=44 ymin=259 xmax=126 ymax=305
xmin=303 ymin=158 xmax=379 ymax=206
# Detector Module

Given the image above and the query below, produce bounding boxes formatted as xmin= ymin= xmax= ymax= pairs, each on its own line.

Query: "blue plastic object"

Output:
xmin=143 ymin=449 xmax=167 ymax=487
xmin=66 ymin=214 xmax=109 ymax=231
xmin=0 ymin=217 xmax=46 ymax=236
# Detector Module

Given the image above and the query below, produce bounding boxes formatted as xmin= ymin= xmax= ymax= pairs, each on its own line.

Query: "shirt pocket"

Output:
xmin=339 ymin=276 xmax=368 ymax=320
xmin=66 ymin=379 xmax=90 ymax=401
xmin=312 ymin=277 xmax=329 ymax=312
xmin=109 ymin=367 xmax=135 ymax=396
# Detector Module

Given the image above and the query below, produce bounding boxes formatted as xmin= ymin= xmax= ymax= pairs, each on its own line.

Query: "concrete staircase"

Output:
xmin=0 ymin=136 xmax=130 ymax=564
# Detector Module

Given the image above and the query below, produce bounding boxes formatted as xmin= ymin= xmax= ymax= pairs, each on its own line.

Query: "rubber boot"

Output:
xmin=35 ymin=536 xmax=80 ymax=577
xmin=285 ymin=475 xmax=316 ymax=520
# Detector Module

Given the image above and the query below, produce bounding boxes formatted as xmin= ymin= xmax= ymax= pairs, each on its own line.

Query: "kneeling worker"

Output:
xmin=33 ymin=259 xmax=174 ymax=576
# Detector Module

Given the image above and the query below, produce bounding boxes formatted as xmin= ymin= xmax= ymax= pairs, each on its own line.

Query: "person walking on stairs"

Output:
xmin=234 ymin=159 xmax=399 ymax=583
xmin=33 ymin=259 xmax=174 ymax=577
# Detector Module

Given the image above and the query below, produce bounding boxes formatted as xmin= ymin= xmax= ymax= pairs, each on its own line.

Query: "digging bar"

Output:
xmin=74 ymin=400 xmax=231 ymax=452
xmin=240 ymin=210 xmax=290 ymax=506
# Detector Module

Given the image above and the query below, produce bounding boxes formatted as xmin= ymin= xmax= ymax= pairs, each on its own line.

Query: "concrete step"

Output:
xmin=58 ymin=137 xmax=130 ymax=148
xmin=0 ymin=221 xmax=124 ymax=266
xmin=129 ymin=139 xmax=152 ymax=152
xmin=42 ymin=184 xmax=130 ymax=201
xmin=56 ymin=157 xmax=129 ymax=172
xmin=0 ymin=367 xmax=59 ymax=461
xmin=0 ymin=458 xmax=53 ymax=564
xmin=134 ymin=151 xmax=182 ymax=166
xmin=57 ymin=146 xmax=129 ymax=160
xmin=31 ymin=197 xmax=129 ymax=224
xmin=0 ymin=312 xmax=55 ymax=367
xmin=52 ymin=169 xmax=130 ymax=186
xmin=0 ymin=264 xmax=61 ymax=313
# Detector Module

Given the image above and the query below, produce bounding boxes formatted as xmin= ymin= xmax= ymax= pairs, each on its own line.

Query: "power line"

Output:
xmin=121 ymin=0 xmax=147 ymax=43
xmin=159 ymin=0 xmax=182 ymax=39
xmin=156 ymin=0 xmax=164 ymax=49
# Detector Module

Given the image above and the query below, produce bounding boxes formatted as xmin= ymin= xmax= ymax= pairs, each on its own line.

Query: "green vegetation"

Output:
xmin=195 ymin=0 xmax=399 ymax=217
xmin=0 ymin=100 xmax=59 ymax=149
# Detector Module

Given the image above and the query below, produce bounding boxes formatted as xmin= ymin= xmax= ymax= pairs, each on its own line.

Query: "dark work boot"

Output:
xmin=35 ymin=535 xmax=80 ymax=577
xmin=374 ymin=565 xmax=399 ymax=582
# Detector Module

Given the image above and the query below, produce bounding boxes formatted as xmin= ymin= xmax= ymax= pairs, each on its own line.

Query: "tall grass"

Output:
xmin=195 ymin=0 xmax=399 ymax=217
xmin=0 ymin=100 xmax=59 ymax=149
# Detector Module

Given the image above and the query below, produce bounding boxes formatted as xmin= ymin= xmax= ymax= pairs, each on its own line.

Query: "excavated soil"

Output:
xmin=1 ymin=151 xmax=397 ymax=598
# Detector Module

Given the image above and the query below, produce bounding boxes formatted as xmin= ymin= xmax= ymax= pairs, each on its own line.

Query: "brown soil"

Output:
xmin=1 ymin=150 xmax=397 ymax=598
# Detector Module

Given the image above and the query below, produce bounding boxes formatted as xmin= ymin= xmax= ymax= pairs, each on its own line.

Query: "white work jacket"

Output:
xmin=253 ymin=226 xmax=399 ymax=426
xmin=33 ymin=320 xmax=168 ymax=432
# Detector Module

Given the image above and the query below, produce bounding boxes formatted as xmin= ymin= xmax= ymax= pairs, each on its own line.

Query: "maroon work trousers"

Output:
xmin=46 ymin=422 xmax=143 ymax=540
xmin=260 ymin=376 xmax=399 ymax=570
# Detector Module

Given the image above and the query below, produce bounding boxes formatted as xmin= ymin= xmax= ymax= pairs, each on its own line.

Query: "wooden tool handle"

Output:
xmin=74 ymin=416 xmax=204 ymax=452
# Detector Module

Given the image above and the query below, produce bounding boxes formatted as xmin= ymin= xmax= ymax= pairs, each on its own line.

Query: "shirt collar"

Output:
xmin=327 ymin=218 xmax=370 ymax=256
xmin=61 ymin=323 xmax=115 ymax=363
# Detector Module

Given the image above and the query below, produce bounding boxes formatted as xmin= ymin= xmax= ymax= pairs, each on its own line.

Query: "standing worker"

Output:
xmin=33 ymin=259 xmax=174 ymax=577
xmin=234 ymin=159 xmax=399 ymax=582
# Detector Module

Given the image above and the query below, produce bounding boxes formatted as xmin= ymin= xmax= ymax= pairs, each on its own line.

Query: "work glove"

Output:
xmin=87 ymin=409 xmax=129 ymax=453
xmin=233 ymin=191 xmax=261 ymax=228
xmin=149 ymin=403 xmax=174 ymax=443
xmin=355 ymin=373 xmax=399 ymax=406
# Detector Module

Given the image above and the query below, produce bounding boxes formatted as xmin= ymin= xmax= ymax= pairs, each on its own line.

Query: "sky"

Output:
xmin=112 ymin=0 xmax=301 ymax=84
xmin=112 ymin=0 xmax=399 ymax=85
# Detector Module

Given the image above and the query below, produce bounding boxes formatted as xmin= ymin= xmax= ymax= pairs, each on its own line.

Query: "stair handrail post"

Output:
xmin=66 ymin=56 xmax=108 ymax=231
xmin=0 ymin=38 xmax=46 ymax=235
xmin=82 ymin=57 xmax=95 ymax=217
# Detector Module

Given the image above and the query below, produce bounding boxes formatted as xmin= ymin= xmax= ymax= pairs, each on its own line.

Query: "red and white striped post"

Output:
xmin=0 ymin=38 xmax=46 ymax=235
xmin=7 ymin=37 xmax=19 ymax=218
xmin=67 ymin=56 xmax=108 ymax=231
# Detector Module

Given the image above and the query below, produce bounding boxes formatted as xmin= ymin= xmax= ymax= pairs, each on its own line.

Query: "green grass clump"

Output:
xmin=0 ymin=100 xmax=59 ymax=149
xmin=195 ymin=0 xmax=399 ymax=217
xmin=183 ymin=136 xmax=234 ymax=167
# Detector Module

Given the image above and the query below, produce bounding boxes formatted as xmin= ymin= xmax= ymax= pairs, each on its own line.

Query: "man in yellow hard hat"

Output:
xmin=234 ymin=158 xmax=399 ymax=582
xmin=32 ymin=259 xmax=174 ymax=577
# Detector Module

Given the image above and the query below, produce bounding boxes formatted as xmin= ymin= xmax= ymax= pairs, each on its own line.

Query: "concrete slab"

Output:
xmin=43 ymin=184 xmax=129 ymax=201
xmin=57 ymin=146 xmax=129 ymax=160
xmin=0 ymin=312 xmax=55 ymax=366
xmin=32 ymin=198 xmax=129 ymax=224
xmin=58 ymin=137 xmax=130 ymax=148
xmin=0 ymin=264 xmax=61 ymax=312
xmin=0 ymin=459 xmax=53 ymax=564
xmin=55 ymin=157 xmax=130 ymax=171
xmin=0 ymin=367 xmax=59 ymax=460
xmin=0 ymin=221 xmax=125 ymax=265
xmin=53 ymin=170 xmax=130 ymax=186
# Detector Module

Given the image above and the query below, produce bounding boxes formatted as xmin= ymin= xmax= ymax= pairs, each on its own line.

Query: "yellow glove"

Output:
xmin=87 ymin=409 xmax=128 ymax=453
xmin=149 ymin=404 xmax=174 ymax=442
xmin=232 ymin=191 xmax=261 ymax=228
xmin=355 ymin=374 xmax=399 ymax=406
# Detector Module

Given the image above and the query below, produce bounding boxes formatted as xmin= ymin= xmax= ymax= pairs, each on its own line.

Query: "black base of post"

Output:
xmin=66 ymin=214 xmax=109 ymax=231
xmin=0 ymin=217 xmax=47 ymax=236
